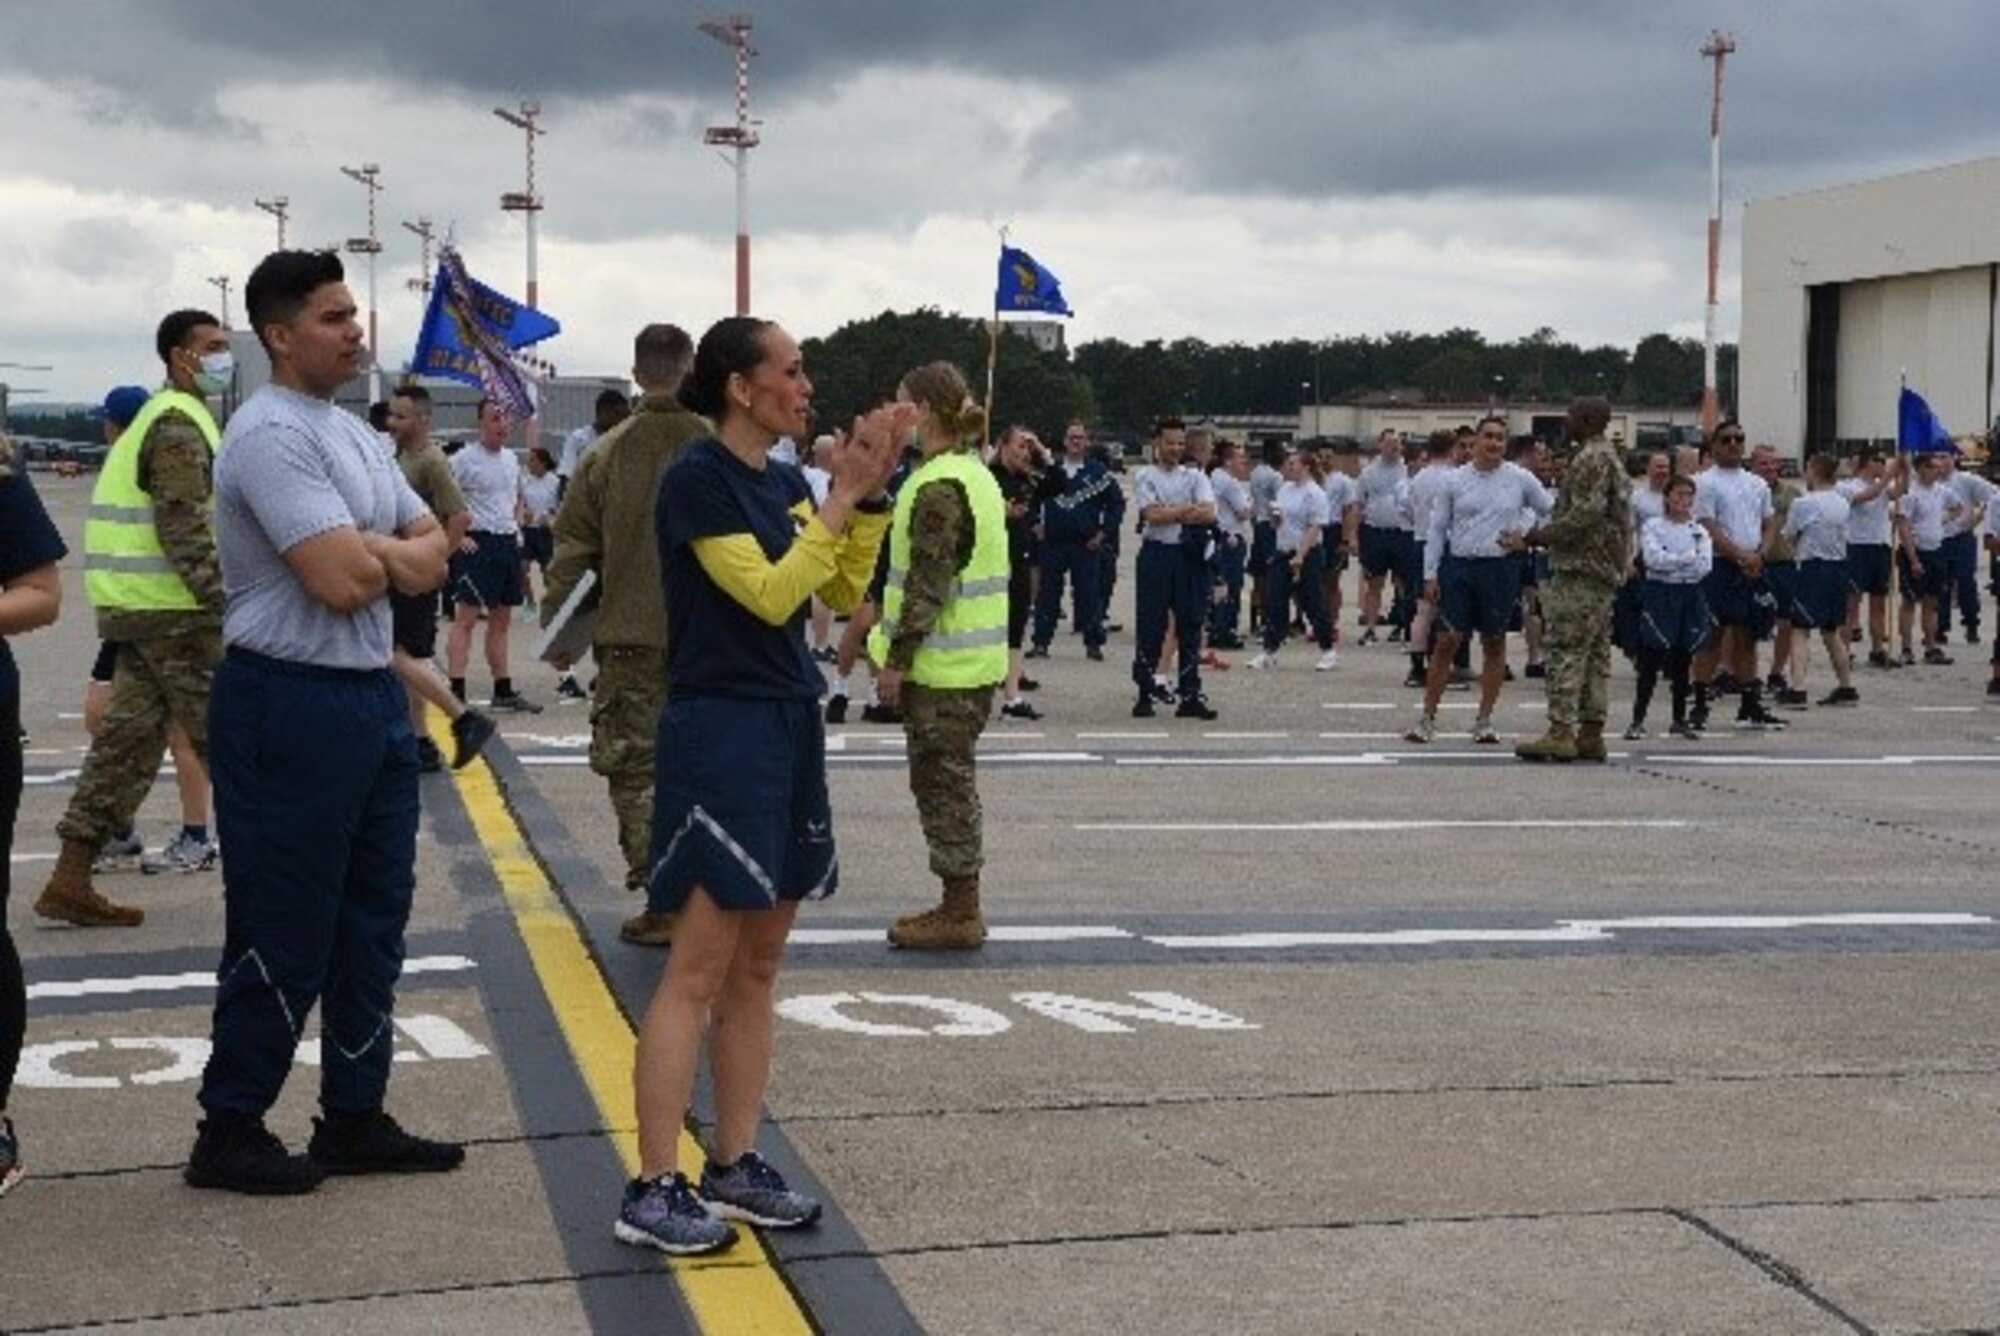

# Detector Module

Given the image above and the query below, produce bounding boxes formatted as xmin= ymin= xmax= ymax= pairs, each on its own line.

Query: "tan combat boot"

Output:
xmin=619 ymin=910 xmax=676 ymax=947
xmin=1572 ymin=721 xmax=1609 ymax=763
xmin=1513 ymin=725 xmax=1578 ymax=763
xmin=34 ymin=839 xmax=145 ymax=927
xmin=887 ymin=875 xmax=987 ymax=950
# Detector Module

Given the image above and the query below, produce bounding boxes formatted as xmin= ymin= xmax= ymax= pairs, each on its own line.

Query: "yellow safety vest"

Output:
xmin=868 ymin=450 xmax=1010 ymax=687
xmin=83 ymin=389 xmax=219 ymax=611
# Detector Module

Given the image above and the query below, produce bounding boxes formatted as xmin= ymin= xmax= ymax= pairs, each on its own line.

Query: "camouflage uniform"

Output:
xmin=58 ymin=403 xmax=222 ymax=850
xmin=886 ymin=478 xmax=995 ymax=878
xmin=542 ymin=393 xmax=706 ymax=894
xmin=1528 ymin=437 xmax=1630 ymax=743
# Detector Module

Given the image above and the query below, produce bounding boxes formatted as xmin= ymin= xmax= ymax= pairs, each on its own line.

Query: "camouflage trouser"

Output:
xmin=901 ymin=682 xmax=994 ymax=879
xmin=588 ymin=646 xmax=669 ymax=891
xmin=59 ymin=622 xmax=221 ymax=849
xmin=1542 ymin=575 xmax=1617 ymax=730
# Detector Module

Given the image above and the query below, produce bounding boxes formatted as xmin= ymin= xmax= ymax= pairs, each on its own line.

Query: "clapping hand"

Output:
xmin=833 ymin=402 xmax=917 ymax=503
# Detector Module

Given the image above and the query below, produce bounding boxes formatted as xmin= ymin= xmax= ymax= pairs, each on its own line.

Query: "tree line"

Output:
xmin=801 ymin=310 xmax=1737 ymax=447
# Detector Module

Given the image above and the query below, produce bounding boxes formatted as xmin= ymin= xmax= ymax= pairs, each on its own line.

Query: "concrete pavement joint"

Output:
xmin=1666 ymin=1207 xmax=1877 ymax=1333
xmin=1628 ymin=761 xmax=2000 ymax=858
xmin=774 ymin=1061 xmax=2000 ymax=1126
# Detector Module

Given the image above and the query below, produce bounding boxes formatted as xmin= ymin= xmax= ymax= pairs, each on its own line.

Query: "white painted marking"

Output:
xmin=1321 ymin=703 xmax=1396 ymax=710
xmin=8 ymin=852 xmax=56 ymax=865
xmin=1078 ymin=731 xmax=1172 ymax=740
xmin=1148 ymin=912 xmax=1997 ymax=951
xmin=1152 ymin=927 xmax=1609 ymax=949
xmin=13 ymin=1013 xmax=488 ymax=1089
xmin=987 ymin=926 xmax=1133 ymax=942
xmin=24 ymin=769 xmax=80 ymax=787
xmin=518 ymin=755 xmax=591 ymax=766
xmin=1114 ymin=755 xmax=1392 ymax=768
xmin=979 ymin=752 xmax=1100 ymax=765
xmin=1010 ymin=991 xmax=1258 ymax=1034
xmin=25 ymin=953 xmax=476 ymax=1001
xmin=510 ymin=733 xmax=592 ymax=747
xmin=1912 ymin=706 xmax=1980 ymax=713
xmin=790 ymin=929 xmax=891 ymax=945
xmin=1645 ymin=754 xmax=2000 ymax=767
xmin=776 ymin=992 xmax=1014 ymax=1037
xmin=1317 ymin=732 xmax=1405 ymax=740
xmin=823 ymin=733 xmax=847 ymax=752
xmin=1077 ymin=819 xmax=1689 ymax=833
xmin=1202 ymin=731 xmax=1292 ymax=740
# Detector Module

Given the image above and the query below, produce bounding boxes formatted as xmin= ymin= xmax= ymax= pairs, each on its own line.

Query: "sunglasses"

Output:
xmin=1716 ymin=432 xmax=1745 ymax=442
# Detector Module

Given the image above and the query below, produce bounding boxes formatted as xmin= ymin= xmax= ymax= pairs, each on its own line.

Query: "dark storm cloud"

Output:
xmin=12 ymin=0 xmax=1996 ymax=212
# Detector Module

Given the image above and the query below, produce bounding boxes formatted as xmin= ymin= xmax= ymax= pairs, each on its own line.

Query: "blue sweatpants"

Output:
xmin=1132 ymin=541 xmax=1207 ymax=700
xmin=1034 ymin=538 xmax=1104 ymax=648
xmin=197 ymin=649 xmax=420 ymax=1121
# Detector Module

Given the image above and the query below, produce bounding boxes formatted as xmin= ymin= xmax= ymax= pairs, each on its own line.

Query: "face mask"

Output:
xmin=193 ymin=351 xmax=234 ymax=394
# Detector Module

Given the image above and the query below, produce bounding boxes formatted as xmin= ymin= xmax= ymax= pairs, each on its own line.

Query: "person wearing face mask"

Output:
xmin=34 ymin=310 xmax=230 ymax=928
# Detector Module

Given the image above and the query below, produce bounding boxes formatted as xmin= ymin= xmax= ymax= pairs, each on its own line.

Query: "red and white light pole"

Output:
xmin=494 ymin=101 xmax=545 ymax=312
xmin=700 ymin=15 xmax=760 ymax=316
xmin=1700 ymin=29 xmax=1736 ymax=435
xmin=340 ymin=163 xmax=385 ymax=399
xmin=403 ymin=216 xmax=435 ymax=299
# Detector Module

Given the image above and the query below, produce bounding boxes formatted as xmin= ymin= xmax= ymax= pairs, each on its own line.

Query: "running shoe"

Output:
xmin=1868 ymin=649 xmax=1897 ymax=670
xmin=1085 ymin=645 xmax=1105 ymax=661
xmin=92 ymin=831 xmax=145 ymax=874
xmin=1147 ymin=678 xmax=1177 ymax=705
xmin=491 ymin=690 xmax=543 ymax=714
xmin=1817 ymin=686 xmax=1860 ymax=706
xmin=140 ymin=830 xmax=219 ymax=875
xmin=416 ymin=737 xmax=445 ymax=773
xmin=1924 ymin=646 xmax=1955 ymax=665
xmin=999 ymin=699 xmax=1042 ymax=721
xmin=307 ymin=1109 xmax=464 ymax=1175
xmin=1174 ymin=695 xmax=1219 ymax=721
xmin=1246 ymin=651 xmax=1278 ymax=670
xmin=1402 ymin=667 xmax=1427 ymax=689
xmin=1774 ymin=688 xmax=1809 ymax=708
xmin=1901 ymin=647 xmax=1918 ymax=666
xmin=1132 ymin=695 xmax=1156 ymax=719
xmin=1623 ymin=722 xmax=1648 ymax=741
xmin=1358 ymin=627 xmax=1379 ymax=646
xmin=1023 ymin=645 xmax=1050 ymax=660
xmin=556 ymin=675 xmax=589 ymax=702
xmin=185 ymin=1118 xmax=323 ymax=1195
xmin=616 ymin=1172 xmax=738 ymax=1255
xmin=1471 ymin=716 xmax=1499 ymax=745
xmin=699 ymin=1151 xmax=822 ymax=1229
xmin=1404 ymin=713 xmax=1436 ymax=744
xmin=824 ymin=693 xmax=849 ymax=724
xmin=1018 ymin=676 xmax=1041 ymax=692
xmin=1524 ymin=661 xmax=1546 ymax=679
xmin=1314 ymin=649 xmax=1341 ymax=672
xmin=1668 ymin=720 xmax=1701 ymax=740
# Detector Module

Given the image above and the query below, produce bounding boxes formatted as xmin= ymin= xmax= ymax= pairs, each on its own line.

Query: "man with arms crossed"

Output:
xmin=186 ymin=251 xmax=460 ymax=1193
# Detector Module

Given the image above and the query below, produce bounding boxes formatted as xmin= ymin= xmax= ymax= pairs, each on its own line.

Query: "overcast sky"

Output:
xmin=4 ymin=0 xmax=1996 ymax=406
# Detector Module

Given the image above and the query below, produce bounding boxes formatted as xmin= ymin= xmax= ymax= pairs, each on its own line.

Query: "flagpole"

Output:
xmin=985 ymin=226 xmax=1006 ymax=440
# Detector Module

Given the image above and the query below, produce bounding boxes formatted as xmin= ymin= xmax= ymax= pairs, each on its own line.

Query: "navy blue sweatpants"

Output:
xmin=197 ymin=649 xmax=420 ymax=1121
xmin=1132 ymin=540 xmax=1208 ymax=700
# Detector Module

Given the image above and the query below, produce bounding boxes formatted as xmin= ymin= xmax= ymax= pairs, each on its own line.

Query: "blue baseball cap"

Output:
xmin=90 ymin=385 xmax=149 ymax=429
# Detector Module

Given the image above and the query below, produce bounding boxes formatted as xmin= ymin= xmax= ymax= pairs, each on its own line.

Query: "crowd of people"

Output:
xmin=5 ymin=260 xmax=1997 ymax=1260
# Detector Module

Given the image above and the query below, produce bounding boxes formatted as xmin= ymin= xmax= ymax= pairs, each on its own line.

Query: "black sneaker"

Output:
xmin=1688 ymin=704 xmax=1710 ymax=733
xmin=1711 ymin=671 xmax=1739 ymax=696
xmin=307 ymin=1109 xmax=465 ymax=1176
xmin=1668 ymin=720 xmax=1701 ymax=740
xmin=1132 ymin=695 xmax=1156 ymax=719
xmin=1774 ymin=688 xmax=1809 ymax=707
xmin=1969 ymin=627 xmax=1983 ymax=645
xmin=1818 ymin=686 xmax=1860 ymax=706
xmin=415 ymin=737 xmax=445 ymax=773
xmin=1868 ymin=649 xmax=1896 ymax=670
xmin=1146 ymin=680 xmax=1177 ymax=705
xmin=186 ymin=1118 xmax=324 ymax=1195
xmin=1209 ymin=633 xmax=1245 ymax=650
xmin=1018 ymin=675 xmax=1041 ymax=692
xmin=0 ymin=1115 xmax=20 ymax=1197
xmin=491 ymin=690 xmax=542 ymax=714
xmin=824 ymin=693 xmax=849 ymax=724
xmin=1358 ymin=628 xmax=1379 ymax=646
xmin=1024 ymin=645 xmax=1050 ymax=660
xmin=1403 ymin=667 xmax=1427 ymax=689
xmin=1524 ymin=662 xmax=1546 ymax=679
xmin=999 ymin=699 xmax=1042 ymax=720
xmin=1924 ymin=647 xmax=1955 ymax=665
xmin=861 ymin=703 xmax=903 ymax=725
xmin=1085 ymin=645 xmax=1104 ymax=661
xmin=450 ymin=710 xmax=497 ymax=770
xmin=1175 ymin=695 xmax=1218 ymax=720
xmin=556 ymin=675 xmax=589 ymax=702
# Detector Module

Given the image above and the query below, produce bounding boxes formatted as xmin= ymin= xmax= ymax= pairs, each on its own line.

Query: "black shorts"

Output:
xmin=1897 ymin=548 xmax=1950 ymax=602
xmin=520 ymin=525 xmax=554 ymax=570
xmin=391 ymin=588 xmax=438 ymax=658
xmin=1701 ymin=562 xmax=1775 ymax=637
xmin=449 ymin=531 xmax=524 ymax=610
xmin=90 ymin=640 xmax=118 ymax=683
xmin=1438 ymin=554 xmax=1522 ymax=639
xmin=1358 ymin=525 xmax=1408 ymax=579
xmin=1789 ymin=559 xmax=1849 ymax=631
xmin=1847 ymin=543 xmax=1891 ymax=597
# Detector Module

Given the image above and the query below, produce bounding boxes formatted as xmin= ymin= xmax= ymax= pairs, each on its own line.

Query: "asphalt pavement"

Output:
xmin=9 ymin=470 xmax=2000 ymax=1334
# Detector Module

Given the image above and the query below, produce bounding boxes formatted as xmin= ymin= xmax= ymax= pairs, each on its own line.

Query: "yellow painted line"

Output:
xmin=437 ymin=719 xmax=814 ymax=1334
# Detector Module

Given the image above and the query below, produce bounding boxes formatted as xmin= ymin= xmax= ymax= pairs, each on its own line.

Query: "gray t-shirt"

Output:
xmin=1134 ymin=464 xmax=1213 ymax=545
xmin=216 ymin=385 xmax=428 ymax=670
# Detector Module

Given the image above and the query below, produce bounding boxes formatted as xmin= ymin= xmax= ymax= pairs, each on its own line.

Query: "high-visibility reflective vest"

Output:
xmin=83 ymin=389 xmax=219 ymax=611
xmin=867 ymin=449 xmax=1010 ymax=687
